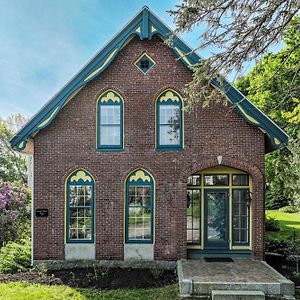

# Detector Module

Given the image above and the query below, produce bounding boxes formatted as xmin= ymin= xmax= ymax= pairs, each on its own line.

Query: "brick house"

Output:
xmin=10 ymin=7 xmax=288 ymax=263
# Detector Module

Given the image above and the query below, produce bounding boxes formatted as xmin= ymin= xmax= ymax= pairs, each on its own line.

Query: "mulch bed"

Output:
xmin=0 ymin=267 xmax=177 ymax=290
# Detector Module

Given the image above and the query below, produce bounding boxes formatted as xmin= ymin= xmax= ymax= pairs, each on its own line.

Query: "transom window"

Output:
xmin=66 ymin=169 xmax=94 ymax=243
xmin=188 ymin=175 xmax=201 ymax=186
xmin=156 ymin=90 xmax=183 ymax=150
xmin=97 ymin=90 xmax=123 ymax=150
xmin=232 ymin=174 xmax=249 ymax=186
xmin=204 ymin=174 xmax=229 ymax=186
xmin=125 ymin=169 xmax=154 ymax=243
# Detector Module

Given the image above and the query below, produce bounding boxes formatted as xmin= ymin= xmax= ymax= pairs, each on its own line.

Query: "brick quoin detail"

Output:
xmin=33 ymin=36 xmax=265 ymax=261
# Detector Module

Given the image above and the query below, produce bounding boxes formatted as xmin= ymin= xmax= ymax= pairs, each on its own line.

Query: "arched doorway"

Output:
xmin=186 ymin=166 xmax=252 ymax=258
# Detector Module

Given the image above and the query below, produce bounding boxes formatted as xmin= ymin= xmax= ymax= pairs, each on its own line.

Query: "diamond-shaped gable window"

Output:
xmin=134 ymin=53 xmax=156 ymax=74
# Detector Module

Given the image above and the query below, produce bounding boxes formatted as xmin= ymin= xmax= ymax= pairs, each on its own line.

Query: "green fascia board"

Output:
xmin=10 ymin=6 xmax=288 ymax=153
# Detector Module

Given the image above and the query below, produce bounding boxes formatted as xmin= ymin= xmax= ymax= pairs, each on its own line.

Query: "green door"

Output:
xmin=204 ymin=189 xmax=229 ymax=249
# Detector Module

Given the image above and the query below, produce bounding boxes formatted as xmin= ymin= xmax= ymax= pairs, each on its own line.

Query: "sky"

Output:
xmin=0 ymin=0 xmax=282 ymax=120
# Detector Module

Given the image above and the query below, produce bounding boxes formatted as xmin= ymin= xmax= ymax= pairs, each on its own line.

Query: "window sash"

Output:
xmin=126 ymin=185 xmax=153 ymax=243
xmin=232 ymin=189 xmax=250 ymax=245
xmin=98 ymin=102 xmax=122 ymax=148
xmin=187 ymin=189 xmax=201 ymax=244
xmin=67 ymin=184 xmax=94 ymax=242
xmin=157 ymin=103 xmax=182 ymax=148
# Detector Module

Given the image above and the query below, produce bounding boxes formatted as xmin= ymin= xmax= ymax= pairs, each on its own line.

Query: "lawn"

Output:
xmin=266 ymin=210 xmax=300 ymax=245
xmin=0 ymin=282 xmax=179 ymax=300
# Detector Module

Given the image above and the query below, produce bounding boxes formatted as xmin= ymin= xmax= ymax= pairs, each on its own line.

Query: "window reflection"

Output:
xmin=159 ymin=105 xmax=180 ymax=145
xmin=68 ymin=184 xmax=93 ymax=241
xmin=233 ymin=189 xmax=250 ymax=244
xmin=127 ymin=186 xmax=152 ymax=241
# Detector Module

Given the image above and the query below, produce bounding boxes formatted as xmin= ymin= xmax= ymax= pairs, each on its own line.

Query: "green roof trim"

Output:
xmin=10 ymin=6 xmax=288 ymax=153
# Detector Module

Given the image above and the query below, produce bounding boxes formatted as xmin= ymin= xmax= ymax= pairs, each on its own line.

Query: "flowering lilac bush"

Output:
xmin=0 ymin=180 xmax=31 ymax=246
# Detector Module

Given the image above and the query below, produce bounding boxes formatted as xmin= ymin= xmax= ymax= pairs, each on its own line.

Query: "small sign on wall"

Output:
xmin=36 ymin=208 xmax=48 ymax=217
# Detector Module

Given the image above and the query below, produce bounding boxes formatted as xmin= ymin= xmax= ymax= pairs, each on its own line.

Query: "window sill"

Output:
xmin=96 ymin=148 xmax=124 ymax=152
xmin=156 ymin=147 xmax=184 ymax=151
xmin=125 ymin=240 xmax=153 ymax=244
xmin=66 ymin=240 xmax=94 ymax=244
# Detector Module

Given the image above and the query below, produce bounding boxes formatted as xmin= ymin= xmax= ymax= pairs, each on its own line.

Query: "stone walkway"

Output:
xmin=177 ymin=259 xmax=295 ymax=299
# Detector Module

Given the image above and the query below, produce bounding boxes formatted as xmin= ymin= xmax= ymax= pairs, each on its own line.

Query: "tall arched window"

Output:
xmin=97 ymin=90 xmax=123 ymax=150
xmin=66 ymin=169 xmax=94 ymax=243
xmin=156 ymin=89 xmax=183 ymax=150
xmin=125 ymin=169 xmax=154 ymax=243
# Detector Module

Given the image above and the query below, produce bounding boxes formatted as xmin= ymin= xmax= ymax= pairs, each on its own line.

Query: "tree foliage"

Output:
xmin=169 ymin=0 xmax=300 ymax=108
xmin=235 ymin=18 xmax=300 ymax=208
xmin=0 ymin=180 xmax=31 ymax=246
xmin=0 ymin=114 xmax=28 ymax=183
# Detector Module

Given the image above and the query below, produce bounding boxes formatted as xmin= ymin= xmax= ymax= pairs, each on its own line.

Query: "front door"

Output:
xmin=204 ymin=189 xmax=229 ymax=249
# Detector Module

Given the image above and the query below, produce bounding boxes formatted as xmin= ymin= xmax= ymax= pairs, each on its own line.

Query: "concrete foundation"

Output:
xmin=212 ymin=290 xmax=265 ymax=300
xmin=124 ymin=244 xmax=154 ymax=261
xmin=65 ymin=244 xmax=95 ymax=260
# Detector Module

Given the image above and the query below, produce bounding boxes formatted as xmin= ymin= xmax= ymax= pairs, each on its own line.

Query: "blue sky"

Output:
xmin=0 ymin=0 xmax=281 ymax=119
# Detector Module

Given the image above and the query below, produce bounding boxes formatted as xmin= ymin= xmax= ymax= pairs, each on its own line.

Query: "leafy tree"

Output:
xmin=235 ymin=18 xmax=300 ymax=208
xmin=0 ymin=180 xmax=31 ymax=246
xmin=0 ymin=114 xmax=28 ymax=183
xmin=169 ymin=1 xmax=300 ymax=108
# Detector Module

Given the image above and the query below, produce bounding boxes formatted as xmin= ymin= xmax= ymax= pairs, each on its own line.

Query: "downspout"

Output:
xmin=26 ymin=154 xmax=34 ymax=266
xmin=31 ymin=155 xmax=34 ymax=266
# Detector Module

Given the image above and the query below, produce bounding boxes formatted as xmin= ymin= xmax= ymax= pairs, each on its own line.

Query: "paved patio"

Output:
xmin=177 ymin=259 xmax=295 ymax=299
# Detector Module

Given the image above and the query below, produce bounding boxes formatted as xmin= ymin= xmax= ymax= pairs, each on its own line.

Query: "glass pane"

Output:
xmin=127 ymin=185 xmax=152 ymax=241
xmin=207 ymin=192 xmax=227 ymax=243
xmin=70 ymin=208 xmax=77 ymax=218
xmin=100 ymin=125 xmax=120 ymax=145
xmin=85 ymin=229 xmax=92 ymax=239
xmin=85 ymin=186 xmax=92 ymax=206
xmin=232 ymin=189 xmax=249 ymax=244
xmin=85 ymin=208 xmax=92 ymax=217
xmin=68 ymin=183 xmax=93 ymax=241
xmin=78 ymin=229 xmax=85 ymax=239
xmin=187 ymin=230 xmax=193 ymax=243
xmin=70 ymin=229 xmax=77 ymax=239
xmin=159 ymin=105 xmax=180 ymax=124
xmin=100 ymin=105 xmax=120 ymax=125
xmin=128 ymin=186 xmax=135 ymax=196
xmin=204 ymin=174 xmax=229 ymax=186
xmin=192 ymin=191 xmax=200 ymax=230
xmin=159 ymin=125 xmax=180 ymax=145
xmin=187 ymin=175 xmax=201 ymax=186
xmin=187 ymin=189 xmax=201 ymax=244
xmin=232 ymin=174 xmax=249 ymax=186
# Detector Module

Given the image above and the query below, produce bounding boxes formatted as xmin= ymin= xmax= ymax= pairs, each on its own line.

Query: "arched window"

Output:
xmin=66 ymin=169 xmax=94 ymax=243
xmin=125 ymin=169 xmax=154 ymax=243
xmin=97 ymin=90 xmax=123 ymax=150
xmin=156 ymin=89 xmax=183 ymax=150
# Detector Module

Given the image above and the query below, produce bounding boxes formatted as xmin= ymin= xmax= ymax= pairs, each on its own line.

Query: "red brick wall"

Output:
xmin=33 ymin=36 xmax=265 ymax=261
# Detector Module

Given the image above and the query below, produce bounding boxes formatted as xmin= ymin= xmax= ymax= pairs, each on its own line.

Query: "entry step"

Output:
xmin=212 ymin=290 xmax=265 ymax=300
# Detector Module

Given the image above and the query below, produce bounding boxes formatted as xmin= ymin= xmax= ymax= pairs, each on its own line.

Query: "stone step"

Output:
xmin=212 ymin=290 xmax=265 ymax=300
xmin=193 ymin=281 xmax=280 ymax=295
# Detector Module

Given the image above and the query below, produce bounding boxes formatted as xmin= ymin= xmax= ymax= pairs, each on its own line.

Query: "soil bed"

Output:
xmin=0 ymin=267 xmax=177 ymax=290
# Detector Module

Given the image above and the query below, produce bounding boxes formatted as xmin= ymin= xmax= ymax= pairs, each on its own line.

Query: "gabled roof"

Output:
xmin=10 ymin=6 xmax=288 ymax=153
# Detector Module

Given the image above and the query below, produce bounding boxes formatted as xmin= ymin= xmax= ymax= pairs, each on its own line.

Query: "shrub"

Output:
xmin=265 ymin=217 xmax=280 ymax=232
xmin=265 ymin=239 xmax=296 ymax=257
xmin=291 ymin=272 xmax=300 ymax=286
xmin=279 ymin=205 xmax=299 ymax=213
xmin=0 ymin=180 xmax=31 ymax=245
xmin=0 ymin=238 xmax=31 ymax=274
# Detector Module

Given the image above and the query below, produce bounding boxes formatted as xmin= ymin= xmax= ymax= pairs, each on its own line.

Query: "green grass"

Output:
xmin=0 ymin=282 xmax=179 ymax=300
xmin=266 ymin=210 xmax=300 ymax=245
